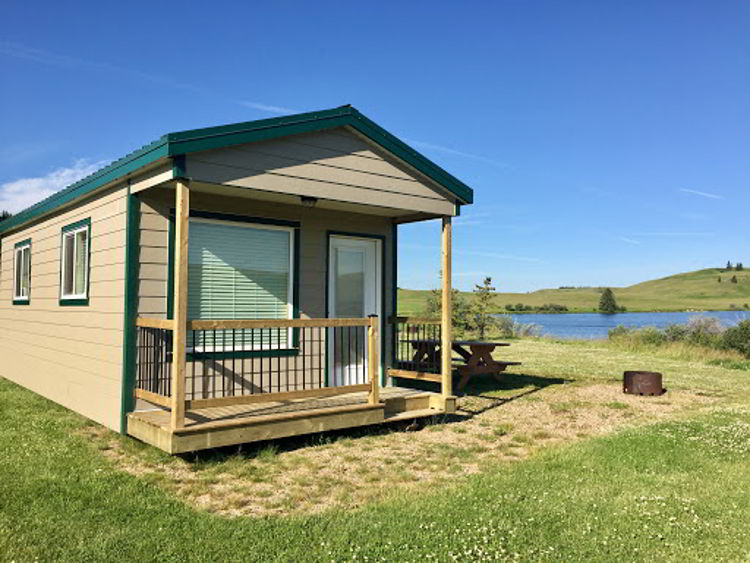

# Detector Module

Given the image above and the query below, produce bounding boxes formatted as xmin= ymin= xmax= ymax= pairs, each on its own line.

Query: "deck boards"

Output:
xmin=129 ymin=386 xmax=435 ymax=439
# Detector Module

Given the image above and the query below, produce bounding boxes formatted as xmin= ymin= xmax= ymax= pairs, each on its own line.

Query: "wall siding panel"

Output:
xmin=185 ymin=128 xmax=456 ymax=216
xmin=0 ymin=185 xmax=127 ymax=431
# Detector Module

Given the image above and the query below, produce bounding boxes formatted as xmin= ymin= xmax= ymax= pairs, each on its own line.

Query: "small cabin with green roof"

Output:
xmin=0 ymin=106 xmax=473 ymax=453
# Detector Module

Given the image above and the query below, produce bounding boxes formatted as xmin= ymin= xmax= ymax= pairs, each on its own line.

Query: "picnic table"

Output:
xmin=405 ymin=339 xmax=521 ymax=390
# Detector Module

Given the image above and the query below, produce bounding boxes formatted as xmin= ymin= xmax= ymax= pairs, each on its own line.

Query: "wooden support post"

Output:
xmin=441 ymin=216 xmax=453 ymax=397
xmin=368 ymin=315 xmax=380 ymax=405
xmin=170 ymin=180 xmax=189 ymax=430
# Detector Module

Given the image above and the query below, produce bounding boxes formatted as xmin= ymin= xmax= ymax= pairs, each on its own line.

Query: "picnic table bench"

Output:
xmin=404 ymin=339 xmax=521 ymax=390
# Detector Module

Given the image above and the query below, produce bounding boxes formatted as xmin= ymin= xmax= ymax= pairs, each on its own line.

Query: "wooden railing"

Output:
xmin=133 ymin=316 xmax=380 ymax=428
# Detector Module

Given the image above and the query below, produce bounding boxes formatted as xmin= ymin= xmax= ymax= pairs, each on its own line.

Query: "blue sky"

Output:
xmin=1 ymin=0 xmax=748 ymax=291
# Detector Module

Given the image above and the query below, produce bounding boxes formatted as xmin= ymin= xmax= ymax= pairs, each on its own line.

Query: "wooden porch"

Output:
xmin=128 ymin=386 xmax=452 ymax=454
xmin=125 ymin=180 xmax=457 ymax=453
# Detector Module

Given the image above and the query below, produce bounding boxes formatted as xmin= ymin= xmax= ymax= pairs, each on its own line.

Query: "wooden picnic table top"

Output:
xmin=404 ymin=339 xmax=510 ymax=347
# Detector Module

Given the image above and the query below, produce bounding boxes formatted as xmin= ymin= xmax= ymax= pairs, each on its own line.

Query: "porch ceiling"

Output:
xmin=187 ymin=179 xmax=443 ymax=221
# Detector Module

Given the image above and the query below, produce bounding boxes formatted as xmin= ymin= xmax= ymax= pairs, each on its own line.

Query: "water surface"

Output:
xmin=499 ymin=310 xmax=750 ymax=340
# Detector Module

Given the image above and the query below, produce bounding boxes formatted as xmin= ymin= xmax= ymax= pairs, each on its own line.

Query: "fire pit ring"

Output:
xmin=623 ymin=371 xmax=666 ymax=396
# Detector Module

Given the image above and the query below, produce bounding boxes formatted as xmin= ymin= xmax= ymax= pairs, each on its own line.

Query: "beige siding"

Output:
xmin=0 ymin=185 xmax=128 ymax=431
xmin=185 ymin=128 xmax=457 ymax=216
xmin=136 ymin=188 xmax=396 ymax=393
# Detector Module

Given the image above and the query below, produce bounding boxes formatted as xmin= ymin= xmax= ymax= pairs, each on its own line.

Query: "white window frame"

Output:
xmin=13 ymin=242 xmax=31 ymax=303
xmin=60 ymin=223 xmax=90 ymax=301
xmin=187 ymin=217 xmax=295 ymax=353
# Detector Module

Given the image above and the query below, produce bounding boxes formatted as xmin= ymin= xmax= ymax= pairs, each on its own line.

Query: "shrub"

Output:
xmin=538 ymin=303 xmax=568 ymax=313
xmin=731 ymin=275 xmax=738 ymax=284
xmin=665 ymin=324 xmax=689 ymax=342
xmin=505 ymin=304 xmax=515 ymax=311
xmin=639 ymin=327 xmax=667 ymax=346
xmin=722 ymin=320 xmax=750 ymax=358
xmin=608 ymin=325 xmax=630 ymax=339
xmin=685 ymin=316 xmax=723 ymax=347
xmin=494 ymin=315 xmax=540 ymax=338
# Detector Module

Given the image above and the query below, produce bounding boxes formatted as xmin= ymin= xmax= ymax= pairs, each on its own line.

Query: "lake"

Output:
xmin=500 ymin=310 xmax=750 ymax=340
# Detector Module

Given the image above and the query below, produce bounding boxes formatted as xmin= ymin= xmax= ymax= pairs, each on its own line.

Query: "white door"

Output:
xmin=328 ymin=236 xmax=381 ymax=386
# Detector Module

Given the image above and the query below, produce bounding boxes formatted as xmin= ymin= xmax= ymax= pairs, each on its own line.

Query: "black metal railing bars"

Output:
xmin=135 ymin=325 xmax=173 ymax=397
xmin=184 ymin=324 xmax=369 ymax=400
xmin=392 ymin=317 xmax=442 ymax=373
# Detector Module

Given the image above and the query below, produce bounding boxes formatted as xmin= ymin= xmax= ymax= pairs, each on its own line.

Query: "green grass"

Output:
xmin=3 ymin=337 xmax=750 ymax=560
xmin=399 ymin=267 xmax=750 ymax=314
xmin=2 ymin=376 xmax=750 ymax=561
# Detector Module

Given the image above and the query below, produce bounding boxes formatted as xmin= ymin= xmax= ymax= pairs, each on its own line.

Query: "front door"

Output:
xmin=328 ymin=235 xmax=381 ymax=386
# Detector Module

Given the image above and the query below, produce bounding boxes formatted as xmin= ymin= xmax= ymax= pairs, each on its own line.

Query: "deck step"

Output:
xmin=384 ymin=408 xmax=441 ymax=422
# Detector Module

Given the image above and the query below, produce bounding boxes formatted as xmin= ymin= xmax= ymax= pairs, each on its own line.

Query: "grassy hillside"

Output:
xmin=399 ymin=267 xmax=750 ymax=315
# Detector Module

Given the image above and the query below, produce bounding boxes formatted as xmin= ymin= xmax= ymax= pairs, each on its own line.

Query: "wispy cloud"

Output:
xmin=237 ymin=101 xmax=297 ymax=115
xmin=0 ymin=159 xmax=108 ymax=213
xmin=452 ymin=218 xmax=486 ymax=227
xmin=618 ymin=236 xmax=641 ymax=245
xmin=453 ymin=271 xmax=488 ymax=278
xmin=0 ymin=41 xmax=291 ymax=116
xmin=407 ymin=139 xmax=509 ymax=168
xmin=466 ymin=250 xmax=542 ymax=263
xmin=399 ymin=243 xmax=541 ymax=263
xmin=632 ymin=231 xmax=714 ymax=237
xmin=680 ymin=211 xmax=708 ymax=221
xmin=0 ymin=142 xmax=56 ymax=164
xmin=679 ymin=188 xmax=724 ymax=200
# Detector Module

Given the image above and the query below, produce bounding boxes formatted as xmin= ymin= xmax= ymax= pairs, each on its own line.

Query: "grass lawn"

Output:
xmin=2 ymin=339 xmax=750 ymax=561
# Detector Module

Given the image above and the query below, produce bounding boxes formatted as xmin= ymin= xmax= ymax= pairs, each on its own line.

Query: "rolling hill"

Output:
xmin=398 ymin=268 xmax=750 ymax=315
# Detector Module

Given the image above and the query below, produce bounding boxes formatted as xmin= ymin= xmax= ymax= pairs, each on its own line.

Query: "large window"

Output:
xmin=13 ymin=239 xmax=31 ymax=304
xmin=60 ymin=219 xmax=91 ymax=305
xmin=187 ymin=218 xmax=295 ymax=351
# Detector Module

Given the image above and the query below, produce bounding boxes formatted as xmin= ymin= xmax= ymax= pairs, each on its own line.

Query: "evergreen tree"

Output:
xmin=470 ymin=277 xmax=498 ymax=339
xmin=726 ymin=260 xmax=733 ymax=270
xmin=425 ymin=272 xmax=470 ymax=333
xmin=737 ymin=263 xmax=744 ymax=271
xmin=598 ymin=288 xmax=618 ymax=314
xmin=0 ymin=210 xmax=11 ymax=222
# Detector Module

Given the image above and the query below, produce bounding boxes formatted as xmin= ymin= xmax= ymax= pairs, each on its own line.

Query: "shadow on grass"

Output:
xmin=175 ymin=373 xmax=569 ymax=465
xmin=177 ymin=414 xmax=454 ymax=465
xmin=458 ymin=372 xmax=571 ymax=415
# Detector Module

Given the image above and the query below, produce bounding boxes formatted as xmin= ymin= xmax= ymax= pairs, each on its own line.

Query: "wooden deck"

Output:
xmin=127 ymin=386 xmax=455 ymax=454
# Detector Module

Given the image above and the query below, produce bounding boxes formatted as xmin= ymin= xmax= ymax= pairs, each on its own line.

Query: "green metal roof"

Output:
xmin=0 ymin=105 xmax=473 ymax=235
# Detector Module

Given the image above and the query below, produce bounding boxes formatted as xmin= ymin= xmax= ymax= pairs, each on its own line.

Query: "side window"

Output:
xmin=60 ymin=219 xmax=91 ymax=305
xmin=13 ymin=239 xmax=31 ymax=304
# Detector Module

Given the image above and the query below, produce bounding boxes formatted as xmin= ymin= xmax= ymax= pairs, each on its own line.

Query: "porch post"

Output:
xmin=441 ymin=216 xmax=453 ymax=397
xmin=368 ymin=315 xmax=380 ymax=405
xmin=170 ymin=179 xmax=189 ymax=430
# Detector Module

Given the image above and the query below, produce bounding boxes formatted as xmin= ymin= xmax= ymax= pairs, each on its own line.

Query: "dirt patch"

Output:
xmin=87 ymin=381 xmax=715 ymax=517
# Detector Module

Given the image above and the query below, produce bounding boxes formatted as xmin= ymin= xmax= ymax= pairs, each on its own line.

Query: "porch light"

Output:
xmin=300 ymin=196 xmax=318 ymax=208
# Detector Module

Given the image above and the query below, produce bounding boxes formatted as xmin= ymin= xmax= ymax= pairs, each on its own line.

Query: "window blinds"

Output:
xmin=187 ymin=220 xmax=292 ymax=349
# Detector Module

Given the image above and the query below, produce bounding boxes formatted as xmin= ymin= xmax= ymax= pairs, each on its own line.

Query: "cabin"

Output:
xmin=0 ymin=106 xmax=473 ymax=453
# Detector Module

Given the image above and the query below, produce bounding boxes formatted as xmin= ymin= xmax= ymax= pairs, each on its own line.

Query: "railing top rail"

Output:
xmin=136 ymin=317 xmax=175 ymax=329
xmin=388 ymin=315 xmax=442 ymax=325
xmin=186 ymin=317 xmax=373 ymax=330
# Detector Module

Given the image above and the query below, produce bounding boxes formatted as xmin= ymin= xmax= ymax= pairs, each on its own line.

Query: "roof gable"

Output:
xmin=0 ymin=106 xmax=473 ymax=235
